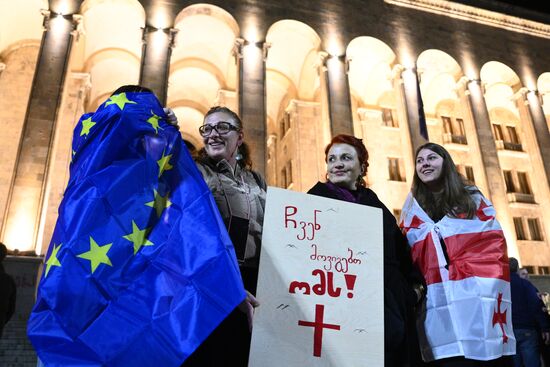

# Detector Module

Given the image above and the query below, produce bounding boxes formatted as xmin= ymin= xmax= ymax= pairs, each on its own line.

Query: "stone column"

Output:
xmin=239 ymin=40 xmax=267 ymax=175
xmin=1 ymin=10 xmax=79 ymax=252
xmin=515 ymin=89 xmax=550 ymax=247
xmin=139 ymin=26 xmax=177 ymax=105
xmin=325 ymin=54 xmax=353 ymax=136
xmin=401 ymin=67 xmax=428 ymax=152
xmin=521 ymin=90 xmax=550 ymax=186
xmin=37 ymin=73 xmax=91 ymax=255
xmin=391 ymin=64 xmax=416 ymax=183
xmin=455 ymin=76 xmax=490 ymax=196
xmin=466 ymin=79 xmax=518 ymax=258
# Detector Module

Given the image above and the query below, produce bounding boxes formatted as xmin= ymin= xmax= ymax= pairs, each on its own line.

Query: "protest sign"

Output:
xmin=249 ymin=187 xmax=384 ymax=367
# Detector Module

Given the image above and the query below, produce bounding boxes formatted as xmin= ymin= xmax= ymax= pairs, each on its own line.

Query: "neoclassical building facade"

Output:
xmin=1 ymin=0 xmax=550 ymax=274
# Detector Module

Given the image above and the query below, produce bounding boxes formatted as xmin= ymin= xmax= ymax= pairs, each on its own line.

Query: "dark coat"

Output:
xmin=308 ymin=182 xmax=423 ymax=367
xmin=0 ymin=264 xmax=16 ymax=338
xmin=510 ymin=272 xmax=550 ymax=331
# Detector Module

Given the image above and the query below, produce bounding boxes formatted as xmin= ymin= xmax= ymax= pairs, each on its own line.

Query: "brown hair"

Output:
xmin=201 ymin=106 xmax=252 ymax=169
xmin=324 ymin=134 xmax=369 ymax=187
xmin=412 ymin=142 xmax=476 ymax=220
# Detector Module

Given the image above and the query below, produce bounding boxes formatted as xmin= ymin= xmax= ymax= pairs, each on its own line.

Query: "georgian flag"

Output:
xmin=400 ymin=190 xmax=515 ymax=362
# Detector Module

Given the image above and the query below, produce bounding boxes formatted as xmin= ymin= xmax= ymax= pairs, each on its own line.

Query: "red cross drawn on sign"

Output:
xmin=298 ymin=304 xmax=341 ymax=357
xmin=492 ymin=292 xmax=509 ymax=343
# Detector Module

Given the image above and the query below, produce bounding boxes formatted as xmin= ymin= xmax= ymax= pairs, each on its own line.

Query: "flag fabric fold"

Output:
xmin=400 ymin=190 xmax=515 ymax=362
xmin=28 ymin=91 xmax=246 ymax=366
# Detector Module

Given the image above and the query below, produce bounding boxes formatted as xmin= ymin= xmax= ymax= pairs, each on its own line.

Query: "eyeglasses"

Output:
xmin=198 ymin=122 xmax=241 ymax=137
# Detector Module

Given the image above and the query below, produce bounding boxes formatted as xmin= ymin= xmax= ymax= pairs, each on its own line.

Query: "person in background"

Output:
xmin=307 ymin=134 xmax=424 ymax=367
xmin=518 ymin=268 xmax=530 ymax=280
xmin=400 ymin=142 xmax=514 ymax=366
xmin=183 ymin=106 xmax=266 ymax=366
xmin=509 ymin=257 xmax=550 ymax=367
xmin=0 ymin=243 xmax=16 ymax=339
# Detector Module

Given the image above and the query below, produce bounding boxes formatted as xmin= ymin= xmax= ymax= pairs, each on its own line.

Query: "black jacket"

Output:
xmin=308 ymin=182 xmax=423 ymax=367
xmin=0 ymin=264 xmax=16 ymax=338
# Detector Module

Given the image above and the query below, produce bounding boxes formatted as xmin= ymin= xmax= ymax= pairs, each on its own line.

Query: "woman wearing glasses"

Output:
xmin=184 ymin=106 xmax=266 ymax=367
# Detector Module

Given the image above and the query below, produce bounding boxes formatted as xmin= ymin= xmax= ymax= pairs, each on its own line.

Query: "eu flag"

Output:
xmin=27 ymin=91 xmax=246 ymax=366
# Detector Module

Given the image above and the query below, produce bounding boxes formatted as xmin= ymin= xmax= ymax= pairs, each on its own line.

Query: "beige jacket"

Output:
xmin=197 ymin=159 xmax=266 ymax=268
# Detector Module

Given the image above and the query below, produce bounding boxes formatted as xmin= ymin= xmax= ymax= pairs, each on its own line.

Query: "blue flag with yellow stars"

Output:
xmin=27 ymin=91 xmax=246 ymax=366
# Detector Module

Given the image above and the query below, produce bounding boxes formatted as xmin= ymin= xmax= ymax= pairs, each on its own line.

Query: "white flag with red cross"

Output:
xmin=400 ymin=190 xmax=516 ymax=362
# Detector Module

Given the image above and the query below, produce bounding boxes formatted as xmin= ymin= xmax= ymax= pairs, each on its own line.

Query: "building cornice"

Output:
xmin=384 ymin=0 xmax=550 ymax=39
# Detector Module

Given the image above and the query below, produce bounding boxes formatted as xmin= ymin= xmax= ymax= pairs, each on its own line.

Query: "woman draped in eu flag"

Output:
xmin=29 ymin=85 xmax=247 ymax=367
xmin=400 ymin=143 xmax=514 ymax=366
xmin=182 ymin=106 xmax=267 ymax=367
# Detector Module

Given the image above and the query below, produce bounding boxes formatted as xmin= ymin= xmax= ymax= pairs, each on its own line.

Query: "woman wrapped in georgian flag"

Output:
xmin=400 ymin=143 xmax=515 ymax=367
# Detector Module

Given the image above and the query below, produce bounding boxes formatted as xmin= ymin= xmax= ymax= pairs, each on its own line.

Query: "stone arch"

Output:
xmin=417 ymin=49 xmax=462 ymax=115
xmin=168 ymin=3 xmax=240 ymax=146
xmin=346 ymin=36 xmax=396 ymax=107
xmin=0 ymin=0 xmax=46 ymax=58
xmin=80 ymin=0 xmax=145 ymax=110
xmin=481 ymin=61 xmax=521 ymax=117
xmin=264 ymin=19 xmax=325 ymax=191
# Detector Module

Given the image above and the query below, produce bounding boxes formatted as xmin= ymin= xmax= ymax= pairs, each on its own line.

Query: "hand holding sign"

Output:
xmin=249 ymin=188 xmax=384 ymax=367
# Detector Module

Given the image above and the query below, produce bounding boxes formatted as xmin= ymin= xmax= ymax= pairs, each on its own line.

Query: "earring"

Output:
xmin=235 ymin=146 xmax=243 ymax=161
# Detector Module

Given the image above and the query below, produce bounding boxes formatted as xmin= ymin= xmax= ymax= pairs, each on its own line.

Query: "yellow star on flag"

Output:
xmin=123 ymin=220 xmax=154 ymax=255
xmin=77 ymin=236 xmax=112 ymax=274
xmin=145 ymin=189 xmax=172 ymax=217
xmin=45 ymin=243 xmax=62 ymax=277
xmin=105 ymin=92 xmax=137 ymax=110
xmin=157 ymin=150 xmax=173 ymax=177
xmin=147 ymin=110 xmax=163 ymax=133
xmin=80 ymin=117 xmax=96 ymax=137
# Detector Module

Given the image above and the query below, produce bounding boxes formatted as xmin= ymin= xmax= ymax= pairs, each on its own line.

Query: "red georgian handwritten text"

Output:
xmin=284 ymin=206 xmax=321 ymax=240
xmin=310 ymin=244 xmax=362 ymax=273
xmin=289 ymin=269 xmax=357 ymax=299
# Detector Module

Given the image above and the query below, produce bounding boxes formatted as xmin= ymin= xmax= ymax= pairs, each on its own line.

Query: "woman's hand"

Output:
xmin=163 ymin=108 xmax=179 ymax=129
xmin=238 ymin=290 xmax=260 ymax=332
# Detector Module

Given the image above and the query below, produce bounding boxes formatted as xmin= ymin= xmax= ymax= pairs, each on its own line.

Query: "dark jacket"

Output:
xmin=511 ymin=272 xmax=550 ymax=331
xmin=0 ymin=264 xmax=16 ymax=338
xmin=308 ymin=182 xmax=423 ymax=367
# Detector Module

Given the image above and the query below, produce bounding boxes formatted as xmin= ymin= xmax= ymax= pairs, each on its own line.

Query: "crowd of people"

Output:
xmin=4 ymin=85 xmax=550 ymax=366
xmin=165 ymin=91 xmax=548 ymax=366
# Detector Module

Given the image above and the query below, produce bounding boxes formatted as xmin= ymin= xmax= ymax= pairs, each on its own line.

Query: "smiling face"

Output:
xmin=326 ymin=143 xmax=363 ymax=190
xmin=202 ymin=111 xmax=243 ymax=166
xmin=415 ymin=148 xmax=444 ymax=189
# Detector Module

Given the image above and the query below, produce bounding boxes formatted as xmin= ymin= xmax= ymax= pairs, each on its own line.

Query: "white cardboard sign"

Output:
xmin=249 ymin=187 xmax=384 ymax=367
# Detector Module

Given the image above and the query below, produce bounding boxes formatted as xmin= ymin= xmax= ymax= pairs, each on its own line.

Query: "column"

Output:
xmin=139 ymin=26 xmax=177 ymax=105
xmin=401 ymin=67 xmax=428 ymax=151
xmin=466 ymin=79 xmax=518 ymax=258
xmin=1 ymin=9 xmax=79 ymax=253
xmin=455 ymin=76 xmax=490 ymax=196
xmin=390 ymin=65 xmax=416 ymax=183
xmin=325 ymin=54 xmax=353 ymax=136
xmin=239 ymin=40 xmax=267 ymax=175
xmin=37 ymin=73 xmax=91 ymax=255
xmin=515 ymin=89 xmax=550 ymax=246
xmin=523 ymin=90 xmax=550 ymax=185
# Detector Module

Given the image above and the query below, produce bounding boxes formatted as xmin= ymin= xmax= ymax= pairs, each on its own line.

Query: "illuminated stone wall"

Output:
xmin=0 ymin=0 xmax=549 ymax=268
